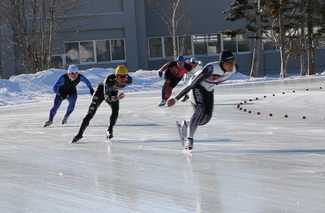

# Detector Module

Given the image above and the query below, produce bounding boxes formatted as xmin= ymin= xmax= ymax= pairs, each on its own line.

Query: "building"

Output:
xmin=1 ymin=0 xmax=325 ymax=79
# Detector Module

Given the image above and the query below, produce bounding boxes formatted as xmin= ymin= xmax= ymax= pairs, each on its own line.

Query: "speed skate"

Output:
xmin=175 ymin=120 xmax=187 ymax=149
xmin=106 ymin=131 xmax=113 ymax=140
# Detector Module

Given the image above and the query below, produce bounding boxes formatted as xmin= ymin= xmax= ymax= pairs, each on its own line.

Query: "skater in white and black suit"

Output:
xmin=71 ymin=65 xmax=132 ymax=143
xmin=167 ymin=50 xmax=238 ymax=150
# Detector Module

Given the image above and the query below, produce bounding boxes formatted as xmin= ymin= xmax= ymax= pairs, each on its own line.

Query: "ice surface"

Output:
xmin=1 ymin=69 xmax=325 ymax=212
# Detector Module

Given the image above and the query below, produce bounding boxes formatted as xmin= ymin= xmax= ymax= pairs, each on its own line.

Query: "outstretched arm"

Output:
xmin=53 ymin=75 xmax=65 ymax=96
xmin=167 ymin=65 xmax=213 ymax=107
xmin=80 ymin=75 xmax=94 ymax=95
xmin=157 ymin=63 xmax=168 ymax=77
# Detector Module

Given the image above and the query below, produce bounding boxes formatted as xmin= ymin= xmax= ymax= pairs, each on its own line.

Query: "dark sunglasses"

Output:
xmin=117 ymin=74 xmax=128 ymax=78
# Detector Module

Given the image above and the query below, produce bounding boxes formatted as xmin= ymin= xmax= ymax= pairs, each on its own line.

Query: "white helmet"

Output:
xmin=189 ymin=57 xmax=198 ymax=63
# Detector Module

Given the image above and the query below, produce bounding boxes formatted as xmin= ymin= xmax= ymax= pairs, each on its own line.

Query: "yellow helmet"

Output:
xmin=115 ymin=65 xmax=128 ymax=75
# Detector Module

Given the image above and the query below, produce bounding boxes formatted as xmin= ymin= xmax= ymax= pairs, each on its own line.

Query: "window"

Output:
xmin=80 ymin=41 xmax=94 ymax=63
xmin=223 ymin=34 xmax=251 ymax=53
xmin=148 ymin=38 xmax=163 ymax=58
xmin=51 ymin=55 xmax=64 ymax=69
xmin=223 ymin=35 xmax=238 ymax=52
xmin=178 ymin=36 xmax=192 ymax=56
xmin=96 ymin=40 xmax=111 ymax=62
xmin=237 ymin=34 xmax=251 ymax=52
xmin=65 ymin=38 xmax=125 ymax=65
xmin=65 ymin=42 xmax=80 ymax=64
xmin=164 ymin=37 xmax=174 ymax=57
xmin=193 ymin=35 xmax=207 ymax=55
xmin=148 ymin=34 xmax=222 ymax=59
xmin=262 ymin=38 xmax=277 ymax=51
xmin=262 ymin=30 xmax=278 ymax=51
xmin=111 ymin=39 xmax=125 ymax=60
xmin=207 ymin=34 xmax=221 ymax=54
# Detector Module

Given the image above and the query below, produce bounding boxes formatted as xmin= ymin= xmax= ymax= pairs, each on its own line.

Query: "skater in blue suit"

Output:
xmin=44 ymin=65 xmax=94 ymax=127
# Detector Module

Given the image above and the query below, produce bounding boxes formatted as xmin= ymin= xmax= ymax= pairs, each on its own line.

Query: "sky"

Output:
xmin=1 ymin=67 xmax=325 ymax=212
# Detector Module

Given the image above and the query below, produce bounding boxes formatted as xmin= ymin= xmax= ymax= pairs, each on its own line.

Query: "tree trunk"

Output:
xmin=280 ymin=48 xmax=288 ymax=78
xmin=279 ymin=3 xmax=287 ymax=77
xmin=300 ymin=27 xmax=307 ymax=76
xmin=307 ymin=9 xmax=315 ymax=75
xmin=300 ymin=0 xmax=307 ymax=76
xmin=250 ymin=1 xmax=262 ymax=77
xmin=300 ymin=53 xmax=307 ymax=76
xmin=250 ymin=38 xmax=261 ymax=77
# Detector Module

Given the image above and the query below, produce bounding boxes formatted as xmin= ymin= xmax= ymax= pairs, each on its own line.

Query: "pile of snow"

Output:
xmin=1 ymin=67 xmax=324 ymax=106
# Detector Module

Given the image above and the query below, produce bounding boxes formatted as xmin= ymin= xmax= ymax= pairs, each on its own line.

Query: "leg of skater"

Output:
xmin=72 ymin=94 xmax=103 ymax=143
xmin=106 ymin=100 xmax=119 ymax=139
xmin=44 ymin=95 xmax=63 ymax=127
xmin=62 ymin=94 xmax=77 ymax=124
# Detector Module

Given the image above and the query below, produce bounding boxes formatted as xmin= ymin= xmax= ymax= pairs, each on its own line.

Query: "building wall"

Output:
xmin=144 ymin=0 xmax=254 ymax=74
xmin=144 ymin=0 xmax=325 ymax=76
xmin=1 ymin=0 xmax=325 ymax=79
xmin=54 ymin=0 xmax=146 ymax=72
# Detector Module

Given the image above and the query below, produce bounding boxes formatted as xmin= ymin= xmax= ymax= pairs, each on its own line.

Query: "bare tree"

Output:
xmin=0 ymin=0 xmax=88 ymax=74
xmin=145 ymin=0 xmax=193 ymax=58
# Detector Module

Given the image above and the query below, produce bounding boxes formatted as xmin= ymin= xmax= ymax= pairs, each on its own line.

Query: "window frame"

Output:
xmin=64 ymin=38 xmax=126 ymax=66
xmin=147 ymin=33 xmax=223 ymax=60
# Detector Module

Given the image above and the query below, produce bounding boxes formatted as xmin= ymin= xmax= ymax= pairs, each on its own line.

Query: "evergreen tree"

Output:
xmin=223 ymin=0 xmax=325 ymax=77
xmin=223 ymin=0 xmax=269 ymax=77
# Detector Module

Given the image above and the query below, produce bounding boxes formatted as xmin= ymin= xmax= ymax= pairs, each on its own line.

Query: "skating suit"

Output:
xmin=174 ymin=61 xmax=237 ymax=138
xmin=49 ymin=74 xmax=93 ymax=120
xmin=160 ymin=61 xmax=192 ymax=100
xmin=78 ymin=74 xmax=132 ymax=135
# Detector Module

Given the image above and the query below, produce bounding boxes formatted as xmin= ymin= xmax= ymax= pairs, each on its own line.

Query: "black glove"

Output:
xmin=181 ymin=94 xmax=189 ymax=102
xmin=90 ymin=88 xmax=94 ymax=95
xmin=158 ymin=71 xmax=163 ymax=77
xmin=58 ymin=94 xmax=67 ymax=100
xmin=58 ymin=94 xmax=69 ymax=100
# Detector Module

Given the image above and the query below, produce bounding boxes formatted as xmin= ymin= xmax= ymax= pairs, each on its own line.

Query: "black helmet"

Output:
xmin=220 ymin=50 xmax=235 ymax=63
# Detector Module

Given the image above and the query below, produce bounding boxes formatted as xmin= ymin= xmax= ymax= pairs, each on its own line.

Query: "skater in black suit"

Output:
xmin=72 ymin=65 xmax=132 ymax=143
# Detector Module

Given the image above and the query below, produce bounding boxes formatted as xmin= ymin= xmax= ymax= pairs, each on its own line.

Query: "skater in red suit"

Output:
xmin=167 ymin=50 xmax=238 ymax=150
xmin=71 ymin=65 xmax=132 ymax=143
xmin=157 ymin=55 xmax=192 ymax=106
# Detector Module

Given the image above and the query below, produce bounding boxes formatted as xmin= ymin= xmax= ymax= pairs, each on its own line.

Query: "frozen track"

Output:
xmin=1 ymin=77 xmax=325 ymax=212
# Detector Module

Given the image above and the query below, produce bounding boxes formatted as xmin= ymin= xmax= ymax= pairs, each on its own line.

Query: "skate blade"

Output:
xmin=106 ymin=133 xmax=113 ymax=140
xmin=182 ymin=148 xmax=192 ymax=154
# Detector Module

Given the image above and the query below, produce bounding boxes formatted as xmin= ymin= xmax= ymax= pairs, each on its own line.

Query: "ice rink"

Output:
xmin=1 ymin=76 xmax=325 ymax=212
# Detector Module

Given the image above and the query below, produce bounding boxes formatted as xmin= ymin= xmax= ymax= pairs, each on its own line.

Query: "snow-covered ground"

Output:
xmin=1 ymin=67 xmax=325 ymax=212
